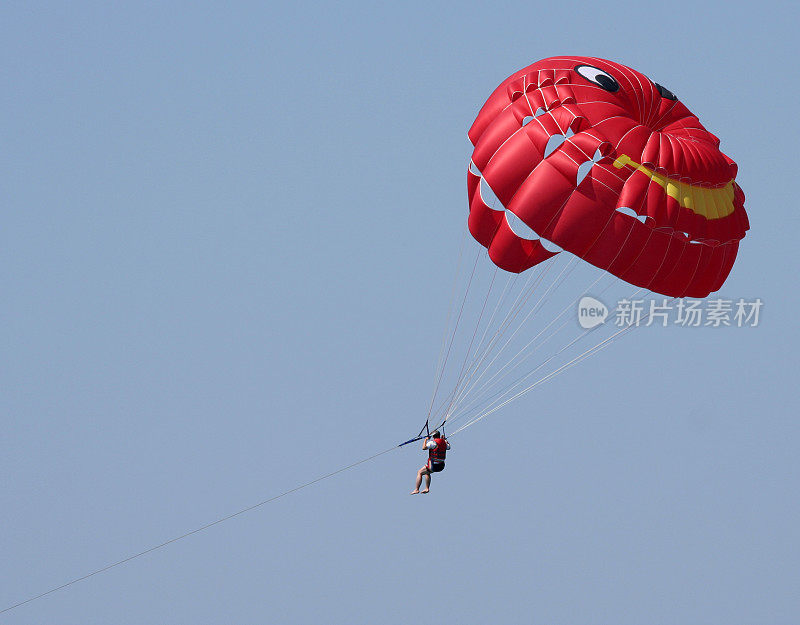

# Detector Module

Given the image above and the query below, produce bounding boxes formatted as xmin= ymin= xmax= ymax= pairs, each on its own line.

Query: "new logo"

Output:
xmin=577 ymin=296 xmax=608 ymax=329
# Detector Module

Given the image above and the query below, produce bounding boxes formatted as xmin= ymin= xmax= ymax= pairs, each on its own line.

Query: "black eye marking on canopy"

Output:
xmin=654 ymin=82 xmax=677 ymax=100
xmin=574 ymin=64 xmax=620 ymax=92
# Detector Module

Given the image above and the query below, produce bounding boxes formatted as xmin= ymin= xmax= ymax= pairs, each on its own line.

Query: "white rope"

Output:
xmin=0 ymin=445 xmax=399 ymax=616
xmin=429 ymin=258 xmax=553 ymax=428
xmin=449 ymin=294 xmax=675 ymax=436
xmin=450 ymin=320 xmax=641 ymax=436
xmin=451 ymin=273 xmax=628 ymax=418
xmin=442 ymin=255 xmax=579 ymax=422
xmin=428 ymin=259 xmax=538 ymax=427
xmin=450 ymin=286 xmax=647 ymax=427
xmin=425 ymin=246 xmax=481 ymax=423
xmin=451 ymin=270 xmax=608 ymax=415
xmin=442 ymin=265 xmax=499 ymax=418
xmin=448 ymin=313 xmax=577 ymax=424
xmin=427 ymin=229 xmax=468 ymax=412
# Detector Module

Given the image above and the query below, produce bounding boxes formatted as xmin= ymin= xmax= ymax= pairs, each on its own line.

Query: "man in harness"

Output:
xmin=411 ymin=430 xmax=450 ymax=494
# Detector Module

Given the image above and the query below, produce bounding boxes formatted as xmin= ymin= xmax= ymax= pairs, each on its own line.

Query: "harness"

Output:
xmin=428 ymin=438 xmax=447 ymax=464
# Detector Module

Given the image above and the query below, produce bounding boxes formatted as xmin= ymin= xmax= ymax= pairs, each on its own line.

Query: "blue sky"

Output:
xmin=2 ymin=2 xmax=798 ymax=623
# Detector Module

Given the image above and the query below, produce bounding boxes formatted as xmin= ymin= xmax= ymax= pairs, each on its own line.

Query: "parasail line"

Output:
xmin=470 ymin=271 xmax=519 ymax=374
xmin=450 ymin=322 xmax=640 ymax=436
xmin=425 ymin=247 xmax=481 ymax=424
xmin=442 ymin=255 xmax=578 ymax=423
xmin=449 ymin=264 xmax=601 ymax=415
xmin=440 ymin=266 xmax=498 ymax=420
xmin=448 ymin=314 xmax=578 ymax=424
xmin=428 ymin=229 xmax=468 ymax=410
xmin=447 ymin=312 xmax=602 ymax=428
xmin=444 ymin=259 xmax=554 ymax=412
xmin=425 ymin=256 xmax=540 ymax=430
xmin=429 ymin=258 xmax=556 ymax=430
xmin=448 ymin=286 xmax=647 ymax=428
xmin=451 ymin=296 xmax=672 ymax=435
xmin=452 ymin=273 xmax=629 ymax=418
xmin=0 ymin=446 xmax=399 ymax=617
xmin=436 ymin=258 xmax=556 ymax=424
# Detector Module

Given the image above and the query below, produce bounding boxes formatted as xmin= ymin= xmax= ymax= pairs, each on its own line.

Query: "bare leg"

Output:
xmin=411 ymin=466 xmax=428 ymax=494
xmin=421 ymin=474 xmax=431 ymax=494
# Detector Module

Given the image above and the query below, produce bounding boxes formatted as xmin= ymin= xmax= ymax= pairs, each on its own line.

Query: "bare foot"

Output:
xmin=410 ymin=490 xmax=420 ymax=495
xmin=420 ymin=489 xmax=429 ymax=494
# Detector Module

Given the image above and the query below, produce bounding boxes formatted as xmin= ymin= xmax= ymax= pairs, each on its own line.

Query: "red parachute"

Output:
xmin=409 ymin=56 xmax=751 ymax=439
xmin=467 ymin=56 xmax=748 ymax=297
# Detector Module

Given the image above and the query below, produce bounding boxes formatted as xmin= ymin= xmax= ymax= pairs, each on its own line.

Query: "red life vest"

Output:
xmin=428 ymin=438 xmax=447 ymax=462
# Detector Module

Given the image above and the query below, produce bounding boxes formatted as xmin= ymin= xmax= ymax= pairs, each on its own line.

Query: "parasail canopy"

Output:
xmin=467 ymin=56 xmax=748 ymax=297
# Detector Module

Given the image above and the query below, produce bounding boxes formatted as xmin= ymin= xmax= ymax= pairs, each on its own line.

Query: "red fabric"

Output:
xmin=467 ymin=56 xmax=748 ymax=297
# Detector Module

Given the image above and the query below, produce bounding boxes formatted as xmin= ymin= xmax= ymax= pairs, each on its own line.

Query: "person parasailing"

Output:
xmin=411 ymin=430 xmax=450 ymax=494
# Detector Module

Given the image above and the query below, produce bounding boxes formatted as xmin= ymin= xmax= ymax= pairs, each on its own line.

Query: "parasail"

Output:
xmin=409 ymin=56 xmax=749 ymax=442
xmin=468 ymin=56 xmax=748 ymax=297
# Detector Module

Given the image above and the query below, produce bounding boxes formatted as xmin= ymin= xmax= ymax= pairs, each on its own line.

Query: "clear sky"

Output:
xmin=2 ymin=2 xmax=798 ymax=624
